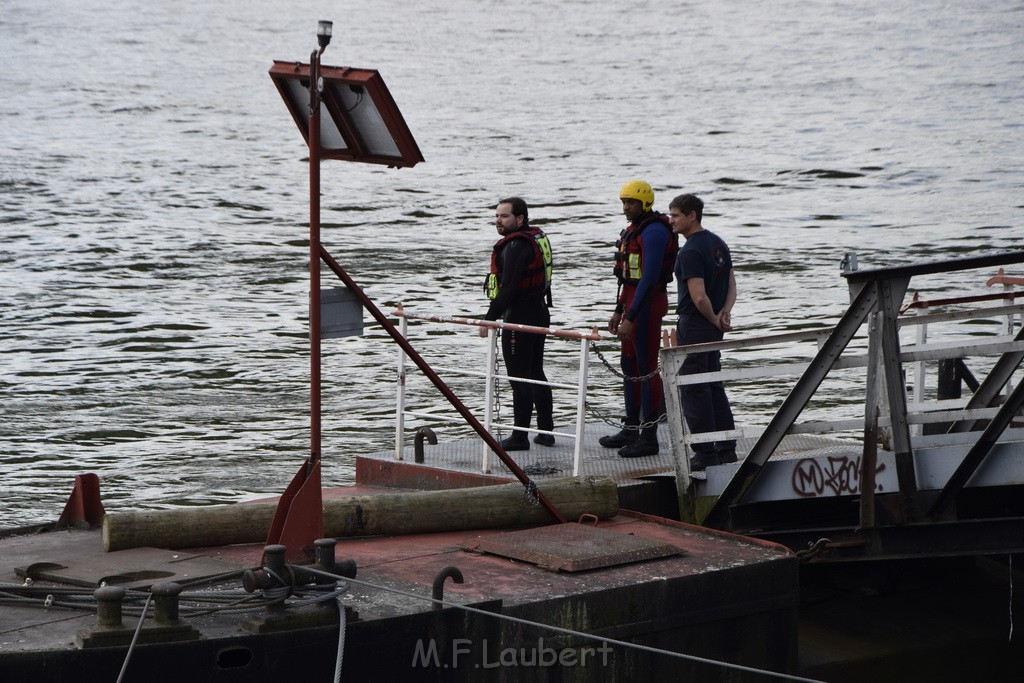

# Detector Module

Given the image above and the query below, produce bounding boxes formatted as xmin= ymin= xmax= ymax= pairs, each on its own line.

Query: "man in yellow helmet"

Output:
xmin=481 ymin=197 xmax=555 ymax=451
xmin=600 ymin=180 xmax=678 ymax=458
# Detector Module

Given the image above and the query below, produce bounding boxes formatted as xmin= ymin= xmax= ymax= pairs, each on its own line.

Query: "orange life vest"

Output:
xmin=484 ymin=227 xmax=553 ymax=301
xmin=613 ymin=212 xmax=677 ymax=286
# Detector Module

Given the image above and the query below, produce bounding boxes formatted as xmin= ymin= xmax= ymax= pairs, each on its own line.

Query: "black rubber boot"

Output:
xmin=618 ymin=425 xmax=659 ymax=458
xmin=533 ymin=433 xmax=555 ymax=446
xmin=598 ymin=418 xmax=639 ymax=449
xmin=500 ymin=433 xmax=530 ymax=451
xmin=690 ymin=450 xmax=738 ymax=471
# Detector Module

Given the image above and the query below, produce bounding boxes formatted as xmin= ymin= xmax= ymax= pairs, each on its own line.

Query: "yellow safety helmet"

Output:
xmin=619 ymin=180 xmax=654 ymax=212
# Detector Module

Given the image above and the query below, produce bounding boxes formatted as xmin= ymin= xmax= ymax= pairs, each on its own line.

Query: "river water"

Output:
xmin=1 ymin=0 xmax=1021 ymax=526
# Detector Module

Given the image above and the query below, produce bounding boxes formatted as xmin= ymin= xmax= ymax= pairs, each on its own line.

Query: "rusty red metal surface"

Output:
xmin=264 ymin=459 xmax=323 ymax=562
xmin=463 ymin=522 xmax=681 ymax=572
xmin=56 ymin=474 xmax=105 ymax=530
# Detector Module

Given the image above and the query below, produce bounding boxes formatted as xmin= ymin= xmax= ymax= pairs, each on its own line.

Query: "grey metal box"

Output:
xmin=320 ymin=287 xmax=363 ymax=339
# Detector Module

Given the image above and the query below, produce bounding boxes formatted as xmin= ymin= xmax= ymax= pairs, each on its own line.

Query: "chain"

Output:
xmin=586 ymin=340 xmax=667 ymax=432
xmin=491 ymin=335 xmax=666 ymax=436
xmin=523 ymin=464 xmax=562 ymax=475
xmin=585 ymin=400 xmax=666 ymax=432
xmin=795 ymin=538 xmax=832 ymax=563
xmin=589 ymin=341 xmax=663 ymax=383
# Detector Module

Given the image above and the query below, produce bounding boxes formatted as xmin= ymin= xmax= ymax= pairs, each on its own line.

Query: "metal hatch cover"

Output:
xmin=463 ymin=523 xmax=681 ymax=572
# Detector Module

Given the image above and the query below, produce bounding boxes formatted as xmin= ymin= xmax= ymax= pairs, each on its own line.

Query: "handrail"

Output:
xmin=660 ymin=300 xmax=1024 ymax=356
xmin=902 ymin=273 xmax=1021 ymax=438
xmin=901 ymin=290 xmax=1021 ymax=311
xmin=899 ymin=302 xmax=1024 ymax=326
xmin=842 ymin=250 xmax=1024 ymax=283
xmin=392 ymin=304 xmax=596 ymax=476
xmin=394 ymin=303 xmax=601 ymax=341
xmin=661 ymin=327 xmax=834 ymax=354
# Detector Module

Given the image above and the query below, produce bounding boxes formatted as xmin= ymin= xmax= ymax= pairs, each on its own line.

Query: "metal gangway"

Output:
xmin=659 ymin=251 xmax=1024 ymax=561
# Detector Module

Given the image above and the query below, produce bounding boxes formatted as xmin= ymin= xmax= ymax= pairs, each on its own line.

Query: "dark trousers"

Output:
xmin=680 ymin=350 xmax=736 ymax=456
xmin=502 ymin=329 xmax=554 ymax=433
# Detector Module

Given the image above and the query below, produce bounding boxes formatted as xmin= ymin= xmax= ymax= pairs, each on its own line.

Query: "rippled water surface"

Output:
xmin=1 ymin=0 xmax=1021 ymax=525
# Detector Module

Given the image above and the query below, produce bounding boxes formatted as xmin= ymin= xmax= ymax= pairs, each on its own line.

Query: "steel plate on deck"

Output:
xmin=463 ymin=523 xmax=681 ymax=572
xmin=14 ymin=546 xmax=245 ymax=591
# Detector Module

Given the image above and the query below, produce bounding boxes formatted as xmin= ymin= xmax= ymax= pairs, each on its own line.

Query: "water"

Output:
xmin=1 ymin=0 xmax=1021 ymax=526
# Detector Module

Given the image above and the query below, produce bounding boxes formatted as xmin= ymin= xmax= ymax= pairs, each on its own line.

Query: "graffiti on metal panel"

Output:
xmin=791 ymin=456 xmax=885 ymax=497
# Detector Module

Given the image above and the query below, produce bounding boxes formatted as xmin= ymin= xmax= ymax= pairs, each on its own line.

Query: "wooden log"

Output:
xmin=102 ymin=476 xmax=619 ymax=552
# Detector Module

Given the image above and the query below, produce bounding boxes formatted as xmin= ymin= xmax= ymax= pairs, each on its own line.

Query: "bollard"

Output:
xmin=314 ymin=538 xmax=336 ymax=576
xmin=76 ymin=585 xmax=134 ymax=648
xmin=151 ymin=582 xmax=183 ymax=626
xmin=243 ymin=544 xmax=289 ymax=594
xmin=264 ymin=544 xmax=287 ymax=577
xmin=94 ymin=585 xmax=126 ymax=630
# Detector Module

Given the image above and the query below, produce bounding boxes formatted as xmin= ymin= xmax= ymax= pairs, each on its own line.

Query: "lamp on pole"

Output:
xmin=263 ymin=21 xmax=335 ymax=561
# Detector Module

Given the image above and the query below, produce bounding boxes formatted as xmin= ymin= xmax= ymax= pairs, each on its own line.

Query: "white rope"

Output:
xmin=333 ymin=595 xmax=347 ymax=683
xmin=115 ymin=592 xmax=152 ymax=683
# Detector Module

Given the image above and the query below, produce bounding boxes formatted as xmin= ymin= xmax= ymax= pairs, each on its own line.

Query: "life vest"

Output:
xmin=485 ymin=227 xmax=553 ymax=302
xmin=613 ymin=212 xmax=678 ymax=287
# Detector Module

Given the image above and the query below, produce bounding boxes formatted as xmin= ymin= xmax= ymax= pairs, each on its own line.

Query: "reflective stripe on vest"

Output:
xmin=485 ymin=228 xmax=552 ymax=300
xmin=614 ymin=213 xmax=677 ymax=287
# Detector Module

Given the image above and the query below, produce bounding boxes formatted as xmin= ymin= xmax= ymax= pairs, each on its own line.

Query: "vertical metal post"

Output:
xmin=394 ymin=314 xmax=408 ymax=459
xmin=912 ymin=309 xmax=926 ymax=437
xmin=572 ymin=337 xmax=590 ymax=476
xmin=308 ymin=47 xmax=323 ymax=469
xmin=1003 ymin=281 xmax=1017 ymax=396
xmin=859 ymin=311 xmax=882 ymax=530
xmin=482 ymin=327 xmax=497 ymax=473
xmin=877 ymin=277 xmax=918 ymax=521
xmin=660 ymin=345 xmax=697 ymax=523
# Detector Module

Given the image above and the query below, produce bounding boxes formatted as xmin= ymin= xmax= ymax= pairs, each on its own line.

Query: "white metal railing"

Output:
xmin=392 ymin=304 xmax=600 ymax=475
xmin=660 ymin=276 xmax=1024 ymax=489
xmin=904 ymin=270 xmax=1023 ymax=430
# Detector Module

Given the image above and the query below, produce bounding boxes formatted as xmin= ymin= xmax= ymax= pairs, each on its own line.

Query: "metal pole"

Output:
xmin=482 ymin=328 xmax=497 ymax=473
xmin=912 ymin=309 xmax=926 ymax=437
xmin=572 ymin=337 xmax=590 ymax=476
xmin=859 ymin=311 xmax=882 ymax=530
xmin=308 ymin=47 xmax=323 ymax=469
xmin=877 ymin=277 xmax=918 ymax=521
xmin=395 ymin=315 xmax=408 ymax=459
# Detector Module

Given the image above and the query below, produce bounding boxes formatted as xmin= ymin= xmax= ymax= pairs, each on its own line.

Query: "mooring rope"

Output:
xmin=115 ymin=592 xmax=151 ymax=683
xmin=333 ymin=595 xmax=347 ymax=683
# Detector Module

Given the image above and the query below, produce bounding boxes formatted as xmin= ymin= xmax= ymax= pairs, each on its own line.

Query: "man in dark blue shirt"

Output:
xmin=669 ymin=193 xmax=737 ymax=471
